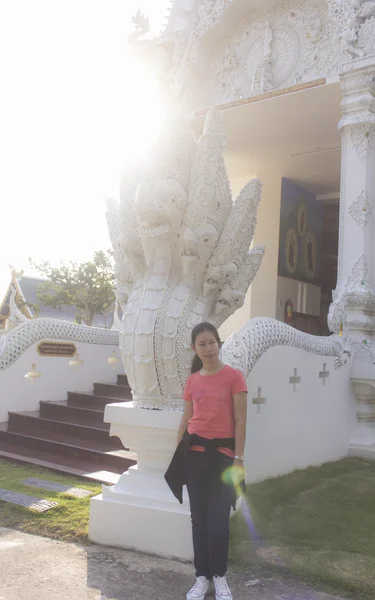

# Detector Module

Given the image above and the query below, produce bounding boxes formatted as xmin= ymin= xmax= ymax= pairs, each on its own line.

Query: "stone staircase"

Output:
xmin=0 ymin=374 xmax=136 ymax=484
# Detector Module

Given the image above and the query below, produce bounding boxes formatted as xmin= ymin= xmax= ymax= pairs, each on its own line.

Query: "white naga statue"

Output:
xmin=107 ymin=108 xmax=347 ymax=411
xmin=106 ymin=109 xmax=264 ymax=410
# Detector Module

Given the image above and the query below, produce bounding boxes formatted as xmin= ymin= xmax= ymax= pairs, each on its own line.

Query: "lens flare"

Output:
xmin=222 ymin=466 xmax=261 ymax=541
xmin=238 ymin=493 xmax=261 ymax=541
xmin=222 ymin=465 xmax=244 ymax=487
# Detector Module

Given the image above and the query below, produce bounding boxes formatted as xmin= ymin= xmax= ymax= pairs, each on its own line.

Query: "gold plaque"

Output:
xmin=37 ymin=341 xmax=77 ymax=358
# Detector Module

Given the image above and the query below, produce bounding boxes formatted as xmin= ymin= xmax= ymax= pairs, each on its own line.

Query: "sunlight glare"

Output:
xmin=0 ymin=0 xmax=168 ymax=297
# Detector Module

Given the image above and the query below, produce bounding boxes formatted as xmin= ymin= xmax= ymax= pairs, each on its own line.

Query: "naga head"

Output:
xmin=134 ymin=109 xmax=196 ymax=239
xmin=135 ymin=176 xmax=189 ymax=236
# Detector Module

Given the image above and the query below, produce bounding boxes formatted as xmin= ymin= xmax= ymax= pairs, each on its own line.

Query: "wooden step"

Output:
xmin=0 ymin=449 xmax=121 ymax=485
xmin=67 ymin=391 xmax=125 ymax=411
xmin=7 ymin=412 xmax=119 ymax=448
xmin=117 ymin=374 xmax=129 ymax=386
xmin=0 ymin=374 xmax=135 ymax=483
xmin=93 ymin=382 xmax=132 ymax=399
xmin=39 ymin=401 xmax=109 ymax=429
xmin=0 ymin=425 xmax=134 ymax=473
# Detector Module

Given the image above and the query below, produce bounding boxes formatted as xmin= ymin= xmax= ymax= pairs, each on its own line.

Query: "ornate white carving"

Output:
xmin=349 ymin=190 xmax=372 ymax=228
xmin=128 ymin=1 xmax=237 ymax=100
xmin=329 ymin=255 xmax=375 ymax=358
xmin=0 ymin=334 xmax=6 ymax=358
xmin=340 ymin=112 xmax=375 ymax=130
xmin=358 ymin=16 xmax=375 ymax=55
xmin=204 ymin=1 xmax=339 ymax=107
xmin=347 ymin=254 xmax=369 ymax=289
xmin=128 ymin=10 xmax=150 ymax=47
xmin=328 ymin=0 xmax=375 ymax=60
xmin=174 ymin=0 xmax=236 ymax=91
xmin=222 ymin=317 xmax=348 ymax=376
xmin=7 ymin=286 xmax=28 ymax=330
xmin=112 ymin=302 xmax=122 ymax=331
xmin=346 ymin=255 xmax=375 ymax=310
xmin=350 ymin=123 xmax=375 ymax=162
xmin=332 ymin=58 xmax=375 ymax=329
xmin=0 ymin=319 xmax=119 ymax=371
xmin=107 ymin=109 xmax=264 ymax=410
xmin=130 ymin=1 xmax=375 ymax=105
xmin=248 ymin=22 xmax=275 ymax=94
xmin=327 ymin=296 xmax=346 ymax=335
xmin=127 ymin=10 xmax=182 ymax=101
xmin=351 ymin=338 xmax=374 ymax=362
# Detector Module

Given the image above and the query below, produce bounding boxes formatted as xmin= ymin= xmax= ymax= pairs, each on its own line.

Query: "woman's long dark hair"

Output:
xmin=190 ymin=322 xmax=221 ymax=374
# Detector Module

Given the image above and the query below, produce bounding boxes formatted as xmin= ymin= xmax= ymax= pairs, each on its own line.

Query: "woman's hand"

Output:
xmin=231 ymin=458 xmax=245 ymax=486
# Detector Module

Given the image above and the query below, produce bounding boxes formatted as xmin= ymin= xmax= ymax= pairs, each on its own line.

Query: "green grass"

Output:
xmin=1 ymin=457 xmax=375 ymax=598
xmin=229 ymin=457 xmax=375 ymax=599
xmin=0 ymin=458 xmax=100 ymax=543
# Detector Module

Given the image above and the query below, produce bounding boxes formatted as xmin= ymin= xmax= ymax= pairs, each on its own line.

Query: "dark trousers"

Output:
xmin=185 ymin=450 xmax=233 ymax=579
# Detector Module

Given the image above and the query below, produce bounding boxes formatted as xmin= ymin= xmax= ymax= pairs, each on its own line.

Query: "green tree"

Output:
xmin=29 ymin=251 xmax=115 ymax=327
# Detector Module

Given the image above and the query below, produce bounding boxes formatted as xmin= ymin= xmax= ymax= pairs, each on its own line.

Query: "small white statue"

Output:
xmin=334 ymin=0 xmax=375 ymax=59
xmin=128 ymin=10 xmax=150 ymax=47
xmin=263 ymin=21 xmax=273 ymax=59
xmin=340 ymin=27 xmax=364 ymax=59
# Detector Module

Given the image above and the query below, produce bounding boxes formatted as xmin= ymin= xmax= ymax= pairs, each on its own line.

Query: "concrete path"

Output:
xmin=0 ymin=527 xmax=347 ymax=600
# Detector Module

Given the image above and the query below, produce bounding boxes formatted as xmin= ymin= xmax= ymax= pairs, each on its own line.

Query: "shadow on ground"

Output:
xmin=86 ymin=542 xmax=345 ymax=600
xmin=0 ymin=527 xmax=348 ymax=600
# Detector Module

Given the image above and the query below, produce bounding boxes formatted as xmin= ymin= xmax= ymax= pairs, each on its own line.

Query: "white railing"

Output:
xmin=0 ymin=318 xmax=119 ymax=371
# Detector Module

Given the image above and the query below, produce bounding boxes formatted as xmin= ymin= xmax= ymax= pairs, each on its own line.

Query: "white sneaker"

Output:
xmin=213 ymin=575 xmax=233 ymax=600
xmin=186 ymin=576 xmax=211 ymax=600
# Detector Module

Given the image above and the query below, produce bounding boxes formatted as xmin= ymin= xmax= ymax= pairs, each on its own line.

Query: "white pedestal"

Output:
xmin=89 ymin=402 xmax=193 ymax=561
xmin=349 ymin=363 xmax=375 ymax=460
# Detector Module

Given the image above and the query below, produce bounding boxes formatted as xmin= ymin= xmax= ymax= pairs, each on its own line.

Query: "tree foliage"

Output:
xmin=29 ymin=251 xmax=115 ymax=327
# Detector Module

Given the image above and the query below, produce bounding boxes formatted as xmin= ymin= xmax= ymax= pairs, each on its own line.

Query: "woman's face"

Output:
xmin=193 ymin=330 xmax=220 ymax=365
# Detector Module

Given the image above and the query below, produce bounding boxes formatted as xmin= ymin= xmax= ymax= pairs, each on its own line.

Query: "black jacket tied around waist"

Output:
xmin=164 ymin=431 xmax=246 ymax=510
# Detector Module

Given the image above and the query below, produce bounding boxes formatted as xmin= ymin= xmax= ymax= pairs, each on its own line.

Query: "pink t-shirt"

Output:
xmin=183 ymin=365 xmax=248 ymax=457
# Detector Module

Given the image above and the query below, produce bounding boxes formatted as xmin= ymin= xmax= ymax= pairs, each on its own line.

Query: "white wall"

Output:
xmin=250 ymin=172 xmax=282 ymax=319
xmin=0 ymin=341 xmax=124 ymax=422
xmin=219 ymin=168 xmax=255 ymax=341
xmin=219 ymin=158 xmax=282 ymax=339
xmin=221 ymin=173 xmax=282 ymax=340
xmin=244 ymin=346 xmax=356 ymax=482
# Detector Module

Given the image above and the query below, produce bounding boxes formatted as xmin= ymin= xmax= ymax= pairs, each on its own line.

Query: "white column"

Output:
xmin=328 ymin=56 xmax=375 ymax=452
xmin=329 ymin=56 xmax=375 ymax=358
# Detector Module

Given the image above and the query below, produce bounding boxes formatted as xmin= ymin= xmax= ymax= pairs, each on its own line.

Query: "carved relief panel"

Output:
xmin=197 ymin=1 xmax=341 ymax=107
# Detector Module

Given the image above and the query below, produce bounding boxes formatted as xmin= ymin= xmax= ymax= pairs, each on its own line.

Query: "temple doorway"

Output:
xmin=192 ymin=79 xmax=342 ymax=338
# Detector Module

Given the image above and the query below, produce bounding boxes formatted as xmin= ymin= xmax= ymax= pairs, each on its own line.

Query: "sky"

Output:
xmin=0 ymin=0 xmax=169 ymax=298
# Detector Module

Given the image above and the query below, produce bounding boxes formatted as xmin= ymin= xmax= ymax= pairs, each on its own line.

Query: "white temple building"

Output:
xmin=90 ymin=0 xmax=375 ymax=557
xmin=144 ymin=0 xmax=375 ymax=347
xmin=1 ymin=0 xmax=375 ymax=560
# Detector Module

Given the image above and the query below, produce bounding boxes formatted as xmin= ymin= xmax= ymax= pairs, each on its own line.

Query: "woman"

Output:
xmin=168 ymin=322 xmax=248 ymax=600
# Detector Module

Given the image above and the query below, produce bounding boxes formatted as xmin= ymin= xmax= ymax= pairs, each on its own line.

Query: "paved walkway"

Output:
xmin=0 ymin=527 xmax=347 ymax=600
